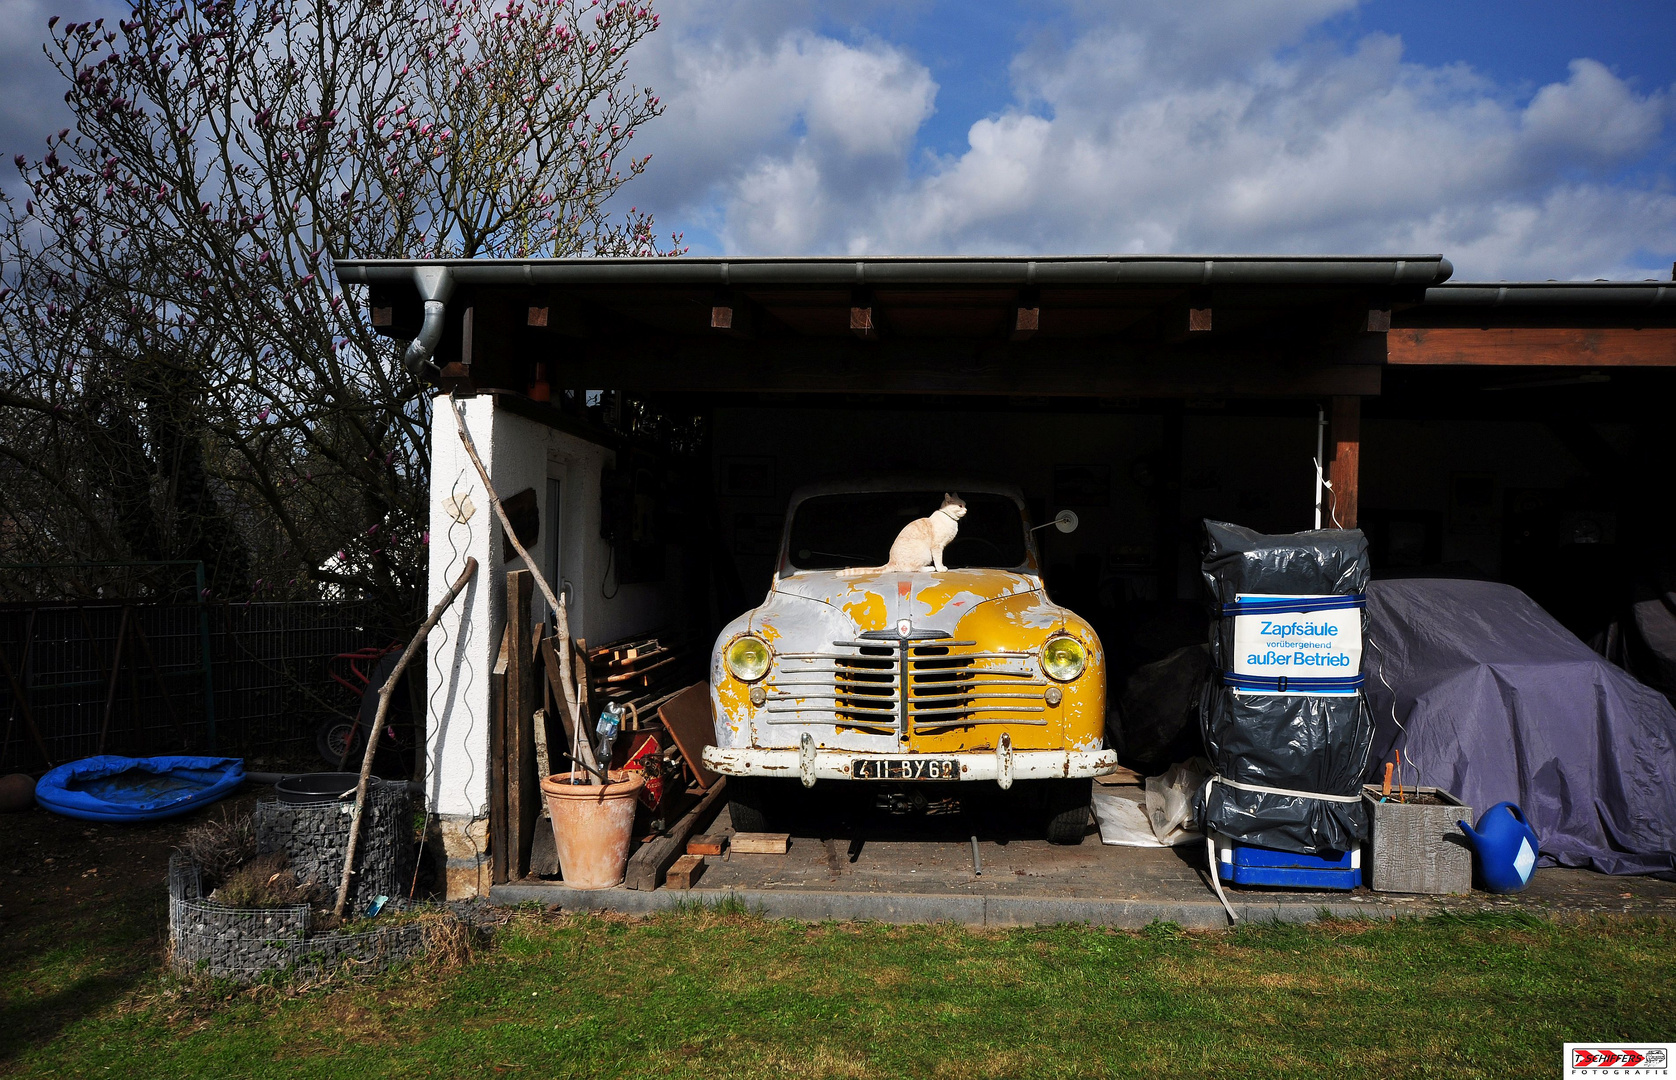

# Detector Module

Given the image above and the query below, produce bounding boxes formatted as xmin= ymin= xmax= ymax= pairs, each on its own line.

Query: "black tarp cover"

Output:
xmin=1365 ymin=578 xmax=1676 ymax=877
xmin=1199 ymin=521 xmax=1374 ymax=855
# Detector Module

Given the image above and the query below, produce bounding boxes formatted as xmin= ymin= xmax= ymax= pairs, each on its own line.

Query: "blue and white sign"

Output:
xmin=1231 ymin=593 xmax=1362 ymax=696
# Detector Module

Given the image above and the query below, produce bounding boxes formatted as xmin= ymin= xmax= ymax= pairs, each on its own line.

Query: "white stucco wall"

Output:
xmin=423 ymin=395 xmax=681 ymax=821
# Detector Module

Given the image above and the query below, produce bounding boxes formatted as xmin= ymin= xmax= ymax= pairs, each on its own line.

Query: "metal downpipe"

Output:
xmin=402 ymin=265 xmax=455 ymax=378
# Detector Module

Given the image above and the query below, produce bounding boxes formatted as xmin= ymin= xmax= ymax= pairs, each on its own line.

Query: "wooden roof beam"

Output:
xmin=1388 ymin=327 xmax=1676 ymax=366
xmin=850 ymin=288 xmax=883 ymax=341
xmin=1011 ymin=288 xmax=1040 ymax=342
xmin=1160 ymin=289 xmax=1213 ymax=342
xmin=710 ymin=290 xmax=755 ymax=338
xmin=527 ymin=295 xmax=590 ymax=339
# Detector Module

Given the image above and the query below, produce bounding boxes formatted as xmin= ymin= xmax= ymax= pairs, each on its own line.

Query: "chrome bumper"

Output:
xmin=702 ymin=739 xmax=1118 ymax=789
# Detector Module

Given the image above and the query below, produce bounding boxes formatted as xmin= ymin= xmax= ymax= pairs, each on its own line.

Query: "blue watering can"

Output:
xmin=1458 ymin=801 xmax=1540 ymax=893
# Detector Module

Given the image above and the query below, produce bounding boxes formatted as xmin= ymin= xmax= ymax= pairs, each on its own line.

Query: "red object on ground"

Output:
xmin=621 ymin=732 xmax=664 ymax=810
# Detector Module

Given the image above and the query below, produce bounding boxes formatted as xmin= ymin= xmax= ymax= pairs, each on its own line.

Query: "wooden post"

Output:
xmin=505 ymin=569 xmax=538 ymax=880
xmin=1329 ymin=395 xmax=1361 ymax=529
xmin=488 ymin=625 xmax=509 ymax=887
xmin=333 ymin=556 xmax=477 ymax=918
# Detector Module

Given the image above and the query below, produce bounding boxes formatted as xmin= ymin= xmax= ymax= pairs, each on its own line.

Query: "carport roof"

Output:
xmin=331 ymin=254 xmax=1676 ymax=395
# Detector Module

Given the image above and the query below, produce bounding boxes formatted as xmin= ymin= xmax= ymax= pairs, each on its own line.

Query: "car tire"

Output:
xmin=727 ymin=776 xmax=776 ymax=833
xmin=1044 ymin=778 xmax=1093 ymax=845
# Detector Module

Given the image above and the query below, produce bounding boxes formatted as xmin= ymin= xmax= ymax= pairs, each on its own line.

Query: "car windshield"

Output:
xmin=785 ymin=491 xmax=1029 ymax=571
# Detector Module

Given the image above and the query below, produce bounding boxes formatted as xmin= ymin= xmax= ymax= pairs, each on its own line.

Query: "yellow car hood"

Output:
xmin=771 ymin=568 xmax=1055 ymax=636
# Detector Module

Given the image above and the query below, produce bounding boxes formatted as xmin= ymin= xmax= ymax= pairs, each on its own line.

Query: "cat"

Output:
xmin=837 ymin=493 xmax=968 ymax=576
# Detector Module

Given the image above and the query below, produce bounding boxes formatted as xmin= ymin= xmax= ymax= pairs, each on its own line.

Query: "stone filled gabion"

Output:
xmin=167 ymin=852 xmax=432 ymax=982
xmin=253 ymin=782 xmax=410 ymax=908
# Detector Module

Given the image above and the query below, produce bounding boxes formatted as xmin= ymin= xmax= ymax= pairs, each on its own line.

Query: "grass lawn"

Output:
xmin=4 ymin=902 xmax=1672 ymax=1079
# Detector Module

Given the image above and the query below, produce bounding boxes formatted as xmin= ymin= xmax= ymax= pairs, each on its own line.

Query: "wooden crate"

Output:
xmin=1362 ymin=786 xmax=1473 ymax=895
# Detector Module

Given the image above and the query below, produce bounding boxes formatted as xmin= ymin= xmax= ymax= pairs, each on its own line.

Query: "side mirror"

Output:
xmin=1031 ymin=510 xmax=1080 ymax=535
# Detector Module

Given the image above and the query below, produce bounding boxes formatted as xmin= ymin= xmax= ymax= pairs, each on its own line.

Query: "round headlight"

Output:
xmin=725 ymin=635 xmax=771 ymax=682
xmin=1041 ymin=635 xmax=1087 ymax=682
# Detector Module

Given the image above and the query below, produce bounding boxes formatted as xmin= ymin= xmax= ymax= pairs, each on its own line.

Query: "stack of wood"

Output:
xmin=498 ymin=590 xmax=724 ymax=889
xmin=584 ymin=630 xmax=703 ymax=725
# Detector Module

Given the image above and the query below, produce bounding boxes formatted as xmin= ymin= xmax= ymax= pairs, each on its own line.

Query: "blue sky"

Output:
xmin=874 ymin=2 xmax=1676 ymax=166
xmin=617 ymin=0 xmax=1676 ymax=278
xmin=4 ymin=0 xmax=1673 ymax=279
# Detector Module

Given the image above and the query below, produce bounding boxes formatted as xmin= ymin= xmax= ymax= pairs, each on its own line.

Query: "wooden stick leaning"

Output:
xmin=334 ymin=556 xmax=478 ymax=919
xmin=446 ymin=396 xmax=604 ymax=782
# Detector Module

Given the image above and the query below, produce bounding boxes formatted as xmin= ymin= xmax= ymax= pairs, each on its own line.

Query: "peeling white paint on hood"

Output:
xmin=774 ymin=568 xmax=1042 ymax=634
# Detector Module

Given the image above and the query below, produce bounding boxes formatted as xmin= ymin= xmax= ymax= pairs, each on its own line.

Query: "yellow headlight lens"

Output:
xmin=726 ymin=635 xmax=771 ymax=682
xmin=1041 ymin=636 xmax=1087 ymax=682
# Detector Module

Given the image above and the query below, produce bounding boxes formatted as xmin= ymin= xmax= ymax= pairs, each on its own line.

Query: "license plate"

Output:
xmin=852 ymin=757 xmax=960 ymax=781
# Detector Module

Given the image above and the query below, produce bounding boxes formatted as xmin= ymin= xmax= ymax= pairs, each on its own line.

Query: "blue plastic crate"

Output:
xmin=1215 ymin=840 xmax=1360 ymax=889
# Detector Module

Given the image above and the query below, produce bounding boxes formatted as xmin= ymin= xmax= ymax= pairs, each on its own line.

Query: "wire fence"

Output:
xmin=0 ymin=600 xmax=396 ymax=772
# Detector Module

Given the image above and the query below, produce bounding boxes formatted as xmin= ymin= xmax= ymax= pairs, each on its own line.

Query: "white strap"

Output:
xmin=1201 ymin=778 xmax=1239 ymax=924
xmin=1213 ymin=775 xmax=1362 ymax=803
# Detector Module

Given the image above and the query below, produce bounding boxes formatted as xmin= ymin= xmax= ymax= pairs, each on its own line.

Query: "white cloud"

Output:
xmin=626 ymin=8 xmax=936 ymax=254
xmin=626 ymin=1 xmax=1676 ymax=279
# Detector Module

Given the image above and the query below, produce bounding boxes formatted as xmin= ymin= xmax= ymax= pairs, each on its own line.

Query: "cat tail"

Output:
xmin=835 ymin=565 xmax=888 ymax=578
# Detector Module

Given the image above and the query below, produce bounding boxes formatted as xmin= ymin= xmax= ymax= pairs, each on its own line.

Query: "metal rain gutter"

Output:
xmin=1423 ymin=282 xmax=1675 ymax=308
xmin=332 ymin=253 xmax=1455 ymax=290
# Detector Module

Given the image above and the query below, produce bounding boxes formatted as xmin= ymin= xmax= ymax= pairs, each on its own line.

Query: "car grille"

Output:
xmin=763 ymin=629 xmax=1048 ymax=736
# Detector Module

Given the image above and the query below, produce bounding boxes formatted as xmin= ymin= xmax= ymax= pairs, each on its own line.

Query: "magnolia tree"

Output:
xmin=0 ymin=0 xmax=676 ymax=630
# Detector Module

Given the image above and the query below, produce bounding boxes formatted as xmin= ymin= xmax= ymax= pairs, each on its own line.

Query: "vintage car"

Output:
xmin=702 ymin=481 xmax=1116 ymax=842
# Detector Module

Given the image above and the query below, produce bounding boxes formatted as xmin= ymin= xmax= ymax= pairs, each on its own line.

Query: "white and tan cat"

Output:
xmin=838 ymin=493 xmax=968 ymax=576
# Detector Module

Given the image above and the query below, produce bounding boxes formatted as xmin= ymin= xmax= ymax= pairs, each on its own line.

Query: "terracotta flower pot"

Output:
xmin=540 ymin=770 xmax=646 ymax=890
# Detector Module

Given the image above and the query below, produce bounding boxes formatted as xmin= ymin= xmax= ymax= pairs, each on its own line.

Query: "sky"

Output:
xmin=3 ymin=0 xmax=1673 ymax=280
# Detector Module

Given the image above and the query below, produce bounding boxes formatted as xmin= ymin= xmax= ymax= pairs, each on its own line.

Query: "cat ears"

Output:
xmin=942 ymin=491 xmax=965 ymax=504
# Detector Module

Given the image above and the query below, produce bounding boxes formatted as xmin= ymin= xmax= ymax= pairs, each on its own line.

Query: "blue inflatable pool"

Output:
xmin=35 ymin=756 xmax=245 ymax=822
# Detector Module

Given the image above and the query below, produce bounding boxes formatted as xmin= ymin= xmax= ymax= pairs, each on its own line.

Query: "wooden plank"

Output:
xmin=488 ymin=625 xmax=510 ymax=886
xmin=590 ymin=635 xmax=659 ymax=661
xmin=666 ymin=853 xmax=706 ymax=890
xmin=850 ymin=289 xmax=880 ymax=340
xmin=1011 ymin=303 xmax=1039 ymax=342
xmin=711 ymin=291 xmax=754 ymax=338
xmin=624 ymin=776 xmax=729 ymax=890
xmin=1387 ymin=326 xmax=1676 ymax=367
xmin=545 ymin=339 xmax=1384 ymax=396
xmin=603 ymin=652 xmax=679 ymax=684
xmin=731 ymin=832 xmax=790 ymax=855
xmin=572 ymin=637 xmax=592 ymax=746
xmin=530 ymin=627 xmax=552 ymax=782
xmin=506 ymin=570 xmax=537 ymax=880
xmin=538 ymin=636 xmax=576 ymax=765
xmin=687 ymin=833 xmax=728 ymax=857
xmin=1329 ymin=395 xmax=1361 ymax=530
xmin=596 ymin=644 xmax=671 ymax=672
xmin=657 ymin=682 xmax=720 ymax=791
